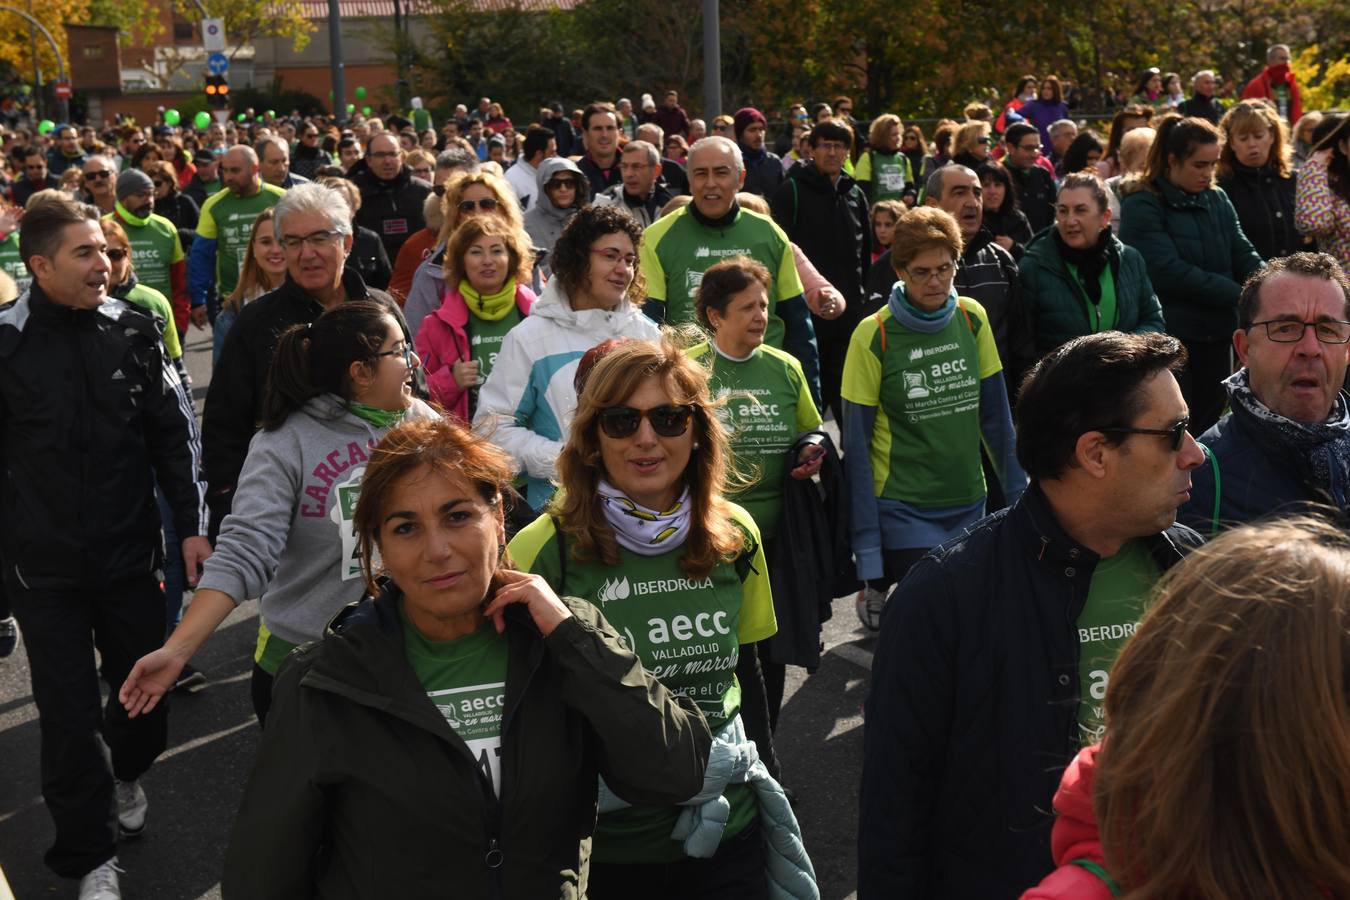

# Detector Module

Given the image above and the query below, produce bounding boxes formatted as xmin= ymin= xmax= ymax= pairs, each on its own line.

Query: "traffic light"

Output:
xmin=205 ymin=74 xmax=229 ymax=110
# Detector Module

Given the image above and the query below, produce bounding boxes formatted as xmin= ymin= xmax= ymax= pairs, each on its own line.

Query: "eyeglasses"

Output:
xmin=816 ymin=141 xmax=849 ymax=153
xmin=280 ymin=230 xmax=342 ymax=250
xmin=303 ymin=132 xmax=319 ymax=139
xmin=374 ymin=343 xmax=416 ymax=368
xmin=546 ymin=178 xmax=578 ymax=191
xmin=902 ymin=262 xmax=956 ymax=283
xmin=591 ymin=248 xmax=637 ymax=269
xmin=368 ymin=151 xmax=400 ymax=160
xmin=977 ymin=136 xmax=993 ymax=145
xmin=1016 ymin=142 xmax=1041 ymax=152
xmin=152 ymin=179 xmax=171 ymax=188
xmin=457 ymin=197 xmax=499 ymax=213
xmin=1099 ymin=418 xmax=1190 ymax=452
xmin=597 ymin=404 xmax=694 ymax=439
xmin=412 ymin=167 xmax=433 ymax=178
xmin=106 ymin=248 xmax=128 ymax=261
xmin=1247 ymin=319 xmax=1350 ymax=344
xmin=84 ymin=170 xmax=111 ymax=180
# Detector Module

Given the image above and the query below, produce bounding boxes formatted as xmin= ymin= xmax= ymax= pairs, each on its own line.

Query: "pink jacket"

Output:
xmin=1021 ymin=745 xmax=1115 ymax=900
xmin=415 ymin=281 xmax=535 ymax=422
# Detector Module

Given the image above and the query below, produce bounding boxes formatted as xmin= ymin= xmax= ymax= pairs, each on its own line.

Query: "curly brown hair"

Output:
xmin=549 ymin=204 xmax=646 ymax=308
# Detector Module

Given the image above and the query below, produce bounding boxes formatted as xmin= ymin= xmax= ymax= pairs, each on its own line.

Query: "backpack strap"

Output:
xmin=1068 ymin=860 xmax=1122 ymax=898
xmin=550 ymin=515 xmax=567 ymax=588
xmin=956 ymin=299 xmax=976 ymax=334
xmin=874 ymin=311 xmax=887 ymax=352
xmin=1196 ymin=440 xmax=1221 ymax=537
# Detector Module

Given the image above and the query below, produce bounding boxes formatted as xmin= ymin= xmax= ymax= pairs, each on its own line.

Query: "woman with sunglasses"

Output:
xmin=843 ymin=207 xmax=1027 ymax=630
xmin=143 ymin=159 xmax=199 ymax=236
xmin=509 ymin=338 xmax=815 ymax=899
xmin=403 ymin=169 xmax=523 ymax=338
xmin=524 ymin=157 xmax=591 ymax=270
xmin=475 ymin=204 xmax=659 ymax=512
xmin=214 ymin=208 xmax=288 ymax=361
xmin=416 ymin=215 xmax=536 ymax=422
xmin=950 ymin=120 xmax=993 ymax=170
xmin=121 ymin=301 xmax=438 ymax=726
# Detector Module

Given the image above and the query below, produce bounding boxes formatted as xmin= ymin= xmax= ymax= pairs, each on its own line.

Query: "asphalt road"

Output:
xmin=0 ymin=329 xmax=878 ymax=899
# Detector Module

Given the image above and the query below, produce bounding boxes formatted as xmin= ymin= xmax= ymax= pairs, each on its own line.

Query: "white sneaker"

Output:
xmin=115 ymin=779 xmax=147 ymax=838
xmin=78 ymin=857 xmax=123 ymax=900
xmin=855 ymin=586 xmax=889 ymax=632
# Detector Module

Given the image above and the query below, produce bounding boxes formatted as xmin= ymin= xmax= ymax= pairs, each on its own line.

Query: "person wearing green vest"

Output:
xmin=687 ymin=255 xmax=823 ymax=729
xmin=508 ymin=338 xmax=817 ymax=898
xmin=854 ymin=114 xmax=917 ymax=206
xmin=0 ymin=205 xmax=30 ymax=294
xmin=188 ymin=145 xmax=285 ymax=330
xmin=107 ymin=168 xmax=191 ymax=340
xmin=1020 ymin=172 xmax=1166 ymax=356
xmin=842 ymin=206 xmax=1028 ymax=629
xmin=120 ymin=301 xmax=438 ymax=727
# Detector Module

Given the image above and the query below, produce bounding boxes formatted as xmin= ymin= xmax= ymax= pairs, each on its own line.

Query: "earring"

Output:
xmin=692 ymin=441 xmax=701 ymax=449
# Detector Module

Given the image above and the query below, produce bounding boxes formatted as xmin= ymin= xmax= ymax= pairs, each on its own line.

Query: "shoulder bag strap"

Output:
xmin=1068 ymin=859 xmax=1123 ymax=898
xmin=1195 ymin=440 xmax=1221 ymax=537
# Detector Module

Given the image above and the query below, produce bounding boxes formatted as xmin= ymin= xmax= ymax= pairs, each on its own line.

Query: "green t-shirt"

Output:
xmin=196 ymin=182 xmax=286 ymax=297
xmin=468 ymin=306 xmax=524 ymax=382
xmin=840 ymin=299 xmax=1002 ymax=506
xmin=1077 ymin=540 xmax=1160 ymax=744
xmin=107 ymin=208 xmax=184 ymax=302
xmin=402 ymin=609 xmax=510 ymax=795
xmin=687 ymin=341 xmax=821 ymax=539
xmin=508 ymin=506 xmax=776 ymax=863
xmin=855 ymin=150 xmax=913 ymax=202
xmin=640 ymin=206 xmax=805 ymax=347
xmin=0 ymin=232 xmax=30 ymax=293
xmin=122 ymin=283 xmax=183 ymax=359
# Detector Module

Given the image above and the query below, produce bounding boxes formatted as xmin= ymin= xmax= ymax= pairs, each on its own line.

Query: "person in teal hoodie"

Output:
xmin=1119 ymin=114 xmax=1262 ymax=434
xmin=1021 ymin=173 xmax=1165 ymax=356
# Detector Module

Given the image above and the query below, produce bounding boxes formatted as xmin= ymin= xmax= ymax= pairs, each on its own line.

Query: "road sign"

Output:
xmin=202 ymin=18 xmax=226 ymax=53
xmin=53 ymin=81 xmax=72 ymax=99
xmin=207 ymin=52 xmax=229 ymax=76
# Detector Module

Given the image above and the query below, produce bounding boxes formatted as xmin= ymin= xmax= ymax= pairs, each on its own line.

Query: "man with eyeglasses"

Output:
xmin=80 ymin=155 xmax=119 ymax=215
xmin=592 ymin=140 xmax=672 ymax=228
xmin=7 ymin=145 xmax=61 ymax=207
xmin=346 ymin=131 xmax=432 ymax=262
xmin=46 ymin=125 xmax=88 ymax=178
xmin=203 ymin=182 xmax=411 ymax=539
xmin=1182 ymin=253 xmax=1350 ymax=532
xmin=1001 ymin=122 xmax=1057 ymax=234
xmin=290 ymin=124 xmax=332 ymax=180
xmin=860 ymin=330 xmax=1205 ymax=899
xmin=188 ymin=146 xmax=285 ymax=332
xmin=770 ymin=118 xmax=870 ymax=424
xmin=107 ymin=169 xmax=191 ymax=341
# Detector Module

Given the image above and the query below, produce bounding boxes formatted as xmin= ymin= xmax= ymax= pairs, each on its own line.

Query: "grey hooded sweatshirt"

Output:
xmin=523 ymin=156 xmax=591 ymax=262
xmin=198 ymin=393 xmax=438 ymax=648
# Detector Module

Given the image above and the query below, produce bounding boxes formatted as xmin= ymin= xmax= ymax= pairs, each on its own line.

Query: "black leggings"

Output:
xmin=250 ymin=663 xmax=274 ymax=728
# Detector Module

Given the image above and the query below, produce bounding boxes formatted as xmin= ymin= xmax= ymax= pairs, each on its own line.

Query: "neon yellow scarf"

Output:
xmin=460 ymin=279 xmax=517 ymax=322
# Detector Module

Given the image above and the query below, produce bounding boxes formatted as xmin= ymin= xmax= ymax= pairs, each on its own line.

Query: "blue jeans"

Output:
xmin=212 ymin=306 xmax=237 ymax=364
xmin=156 ymin=485 xmax=185 ymax=635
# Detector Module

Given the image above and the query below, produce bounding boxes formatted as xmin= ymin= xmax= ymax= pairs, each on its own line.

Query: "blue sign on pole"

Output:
xmin=207 ymin=53 xmax=230 ymax=76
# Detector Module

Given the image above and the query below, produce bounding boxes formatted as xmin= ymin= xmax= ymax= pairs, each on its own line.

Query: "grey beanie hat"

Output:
xmin=116 ymin=168 xmax=155 ymax=200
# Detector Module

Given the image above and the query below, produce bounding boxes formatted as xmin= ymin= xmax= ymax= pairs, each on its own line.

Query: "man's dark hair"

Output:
xmin=19 ymin=146 xmax=42 ymax=164
xmin=20 ymin=195 xmax=100 ymax=267
xmin=1004 ymin=122 xmax=1039 ymax=148
xmin=809 ymin=119 xmax=854 ymax=149
xmin=581 ymin=102 xmax=617 ymax=132
xmin=1237 ymin=251 xmax=1350 ymax=329
xmin=1015 ymin=332 xmax=1187 ymax=480
xmin=337 ymin=137 xmax=360 ymax=153
xmin=522 ymin=125 xmax=553 ymax=160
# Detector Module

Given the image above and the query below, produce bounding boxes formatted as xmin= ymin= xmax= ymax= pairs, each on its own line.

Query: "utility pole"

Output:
xmin=27 ymin=0 xmax=41 ymax=119
xmin=702 ymin=0 xmax=720 ymax=120
xmin=327 ymin=0 xmax=345 ymax=120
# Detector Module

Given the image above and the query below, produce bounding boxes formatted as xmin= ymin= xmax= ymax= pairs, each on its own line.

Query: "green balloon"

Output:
xmin=355 ymin=86 xmax=367 ymax=100
xmin=194 ymin=111 xmax=211 ymax=130
xmin=346 ymin=103 xmax=355 ymax=114
xmin=164 ymin=108 xmax=181 ymax=126
xmin=362 ymin=106 xmax=372 ymax=116
xmin=328 ymin=90 xmax=334 ymax=100
xmin=37 ymin=119 xmax=54 ymax=135
xmin=236 ymin=113 xmax=246 ymax=122
xmin=266 ymin=110 xmax=275 ymax=118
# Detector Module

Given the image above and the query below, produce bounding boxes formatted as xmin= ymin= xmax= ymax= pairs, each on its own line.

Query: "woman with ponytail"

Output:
xmin=1119 ymin=113 xmax=1262 ymax=434
xmin=120 ymin=301 xmax=438 ymax=726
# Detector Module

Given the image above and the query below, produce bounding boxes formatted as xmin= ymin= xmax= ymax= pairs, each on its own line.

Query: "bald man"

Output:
xmin=188 ymin=145 xmax=286 ymax=323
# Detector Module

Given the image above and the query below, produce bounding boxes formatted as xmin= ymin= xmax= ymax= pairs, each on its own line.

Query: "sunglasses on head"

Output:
xmin=597 ymin=404 xmax=694 ymax=440
xmin=457 ymin=197 xmax=499 ymax=212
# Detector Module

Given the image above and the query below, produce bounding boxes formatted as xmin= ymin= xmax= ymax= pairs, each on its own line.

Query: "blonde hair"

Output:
xmin=443 ymin=215 xmax=534 ymax=288
xmin=225 ymin=208 xmax=283 ymax=312
xmin=1117 ymin=127 xmax=1155 ymax=175
xmin=953 ymin=120 xmax=991 ymax=157
xmin=868 ymin=114 xmax=902 ymax=150
xmin=437 ymin=170 xmax=522 ymax=244
xmin=1097 ymin=516 xmax=1350 ymax=899
xmin=735 ymin=192 xmax=770 ymax=216
xmin=552 ymin=337 xmax=744 ymax=579
xmin=1218 ymin=99 xmax=1292 ymax=180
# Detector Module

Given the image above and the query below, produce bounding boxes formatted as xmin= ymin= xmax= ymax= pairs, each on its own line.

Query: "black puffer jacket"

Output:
xmin=223 ymin=586 xmax=711 ymax=900
xmin=859 ymin=484 xmax=1203 ymax=899
xmin=0 ymin=285 xmax=207 ymax=589
xmin=346 ymin=159 xmax=433 ymax=261
xmin=1218 ymin=162 xmax=1308 ymax=261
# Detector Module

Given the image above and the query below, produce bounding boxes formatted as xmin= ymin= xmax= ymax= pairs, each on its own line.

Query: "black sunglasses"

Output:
xmin=106 ymin=248 xmax=128 ymax=261
xmin=84 ymin=170 xmax=112 ymax=180
xmin=1099 ymin=418 xmax=1190 ymax=452
xmin=598 ymin=404 xmax=694 ymax=439
xmin=457 ymin=197 xmax=499 ymax=213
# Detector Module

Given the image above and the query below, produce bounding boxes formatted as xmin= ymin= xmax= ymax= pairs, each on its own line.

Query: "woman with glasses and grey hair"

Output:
xmin=124 ymin=300 xmax=438 ymax=727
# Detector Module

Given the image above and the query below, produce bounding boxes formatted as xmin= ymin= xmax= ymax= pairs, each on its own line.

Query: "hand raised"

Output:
xmin=481 ymin=569 xmax=572 ymax=637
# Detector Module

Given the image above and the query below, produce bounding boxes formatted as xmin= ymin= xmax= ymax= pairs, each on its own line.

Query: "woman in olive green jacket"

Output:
xmin=1020 ymin=173 xmax=1166 ymax=356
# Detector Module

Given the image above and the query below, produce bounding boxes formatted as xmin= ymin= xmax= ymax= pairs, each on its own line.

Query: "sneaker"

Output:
xmin=0 ymin=616 xmax=16 ymax=658
xmin=115 ymin=780 xmax=147 ymax=838
xmin=172 ymin=663 xmax=207 ymax=693
xmin=855 ymin=586 xmax=888 ymax=632
xmin=78 ymin=857 xmax=123 ymax=900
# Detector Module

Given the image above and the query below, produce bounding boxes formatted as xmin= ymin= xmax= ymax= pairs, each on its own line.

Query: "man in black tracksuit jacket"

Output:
xmin=0 ymin=199 xmax=209 ymax=885
xmin=344 ymin=136 xmax=433 ymax=262
xmin=858 ymin=331 xmax=1205 ymax=898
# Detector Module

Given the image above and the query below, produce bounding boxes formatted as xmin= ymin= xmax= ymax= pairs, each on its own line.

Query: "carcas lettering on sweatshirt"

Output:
xmin=300 ymin=438 xmax=377 ymax=517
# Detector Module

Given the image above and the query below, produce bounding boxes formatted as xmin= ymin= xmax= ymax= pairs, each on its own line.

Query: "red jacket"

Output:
xmin=1021 ymin=745 xmax=1115 ymax=900
xmin=1242 ymin=65 xmax=1303 ymax=123
xmin=414 ymin=280 xmax=534 ymax=422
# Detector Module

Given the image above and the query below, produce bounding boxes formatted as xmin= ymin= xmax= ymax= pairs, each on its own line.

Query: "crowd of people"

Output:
xmin=0 ymin=44 xmax=1349 ymax=900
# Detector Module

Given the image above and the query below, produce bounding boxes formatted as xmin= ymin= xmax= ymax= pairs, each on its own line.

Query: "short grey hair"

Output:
xmin=635 ymin=123 xmax=664 ymax=146
xmin=924 ymin=164 xmax=976 ymax=201
xmin=254 ymin=135 xmax=288 ymax=160
xmin=436 ymin=147 xmax=480 ymax=174
xmin=1267 ymin=43 xmax=1290 ymax=62
xmin=273 ymin=182 xmax=353 ymax=240
xmin=689 ymin=136 xmax=744 ymax=175
xmin=1192 ymin=69 xmax=1216 ymax=86
xmin=622 ymin=140 xmax=660 ymax=168
xmin=1048 ymin=119 xmax=1078 ymax=138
